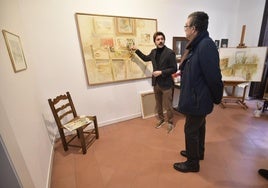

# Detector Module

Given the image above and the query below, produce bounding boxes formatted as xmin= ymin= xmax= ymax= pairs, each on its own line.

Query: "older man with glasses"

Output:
xmin=173 ymin=11 xmax=223 ymax=173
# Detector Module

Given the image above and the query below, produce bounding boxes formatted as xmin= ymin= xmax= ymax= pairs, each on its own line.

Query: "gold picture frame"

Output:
xmin=2 ymin=30 xmax=27 ymax=73
xmin=75 ymin=13 xmax=157 ymax=85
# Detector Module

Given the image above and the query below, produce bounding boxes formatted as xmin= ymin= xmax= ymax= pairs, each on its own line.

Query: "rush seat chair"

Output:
xmin=48 ymin=92 xmax=99 ymax=154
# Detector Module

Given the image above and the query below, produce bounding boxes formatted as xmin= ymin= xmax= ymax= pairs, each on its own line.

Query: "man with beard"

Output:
xmin=132 ymin=31 xmax=177 ymax=133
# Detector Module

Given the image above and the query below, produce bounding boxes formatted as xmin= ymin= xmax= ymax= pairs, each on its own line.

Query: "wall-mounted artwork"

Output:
xmin=219 ymin=47 xmax=267 ymax=82
xmin=75 ymin=13 xmax=157 ymax=85
xmin=2 ymin=30 xmax=27 ymax=73
xmin=221 ymin=39 xmax=228 ymax=48
xmin=214 ymin=40 xmax=220 ymax=49
xmin=172 ymin=37 xmax=188 ymax=62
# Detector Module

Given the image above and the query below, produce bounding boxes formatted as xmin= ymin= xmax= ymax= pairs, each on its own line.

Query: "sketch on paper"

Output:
xmin=2 ymin=30 xmax=27 ymax=72
xmin=115 ymin=18 xmax=135 ymax=35
xmin=75 ymin=13 xmax=156 ymax=85
xmin=219 ymin=47 xmax=267 ymax=82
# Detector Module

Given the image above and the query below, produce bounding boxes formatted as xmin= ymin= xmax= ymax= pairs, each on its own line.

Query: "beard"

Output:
xmin=157 ymin=42 xmax=164 ymax=48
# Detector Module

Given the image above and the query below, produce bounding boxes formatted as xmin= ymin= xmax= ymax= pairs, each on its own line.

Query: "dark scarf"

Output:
xmin=179 ymin=31 xmax=209 ymax=70
xmin=155 ymin=46 xmax=165 ymax=68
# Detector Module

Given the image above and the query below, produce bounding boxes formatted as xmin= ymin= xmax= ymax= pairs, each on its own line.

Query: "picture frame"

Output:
xmin=115 ymin=17 xmax=135 ymax=35
xmin=75 ymin=13 xmax=157 ymax=85
xmin=172 ymin=37 xmax=188 ymax=62
xmin=2 ymin=30 xmax=27 ymax=73
xmin=219 ymin=47 xmax=267 ymax=81
xmin=221 ymin=38 xmax=228 ymax=48
xmin=140 ymin=91 xmax=157 ymax=119
xmin=214 ymin=40 xmax=220 ymax=49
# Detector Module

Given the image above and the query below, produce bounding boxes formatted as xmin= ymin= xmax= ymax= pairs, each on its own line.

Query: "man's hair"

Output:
xmin=153 ymin=31 xmax=165 ymax=42
xmin=188 ymin=11 xmax=209 ymax=32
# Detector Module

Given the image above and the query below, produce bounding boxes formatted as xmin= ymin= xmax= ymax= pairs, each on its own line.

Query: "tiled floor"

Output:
xmin=51 ymin=100 xmax=268 ymax=188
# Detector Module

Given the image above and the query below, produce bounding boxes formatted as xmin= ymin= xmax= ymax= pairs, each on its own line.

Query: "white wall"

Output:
xmin=0 ymin=0 xmax=265 ymax=187
xmin=0 ymin=0 xmax=53 ymax=187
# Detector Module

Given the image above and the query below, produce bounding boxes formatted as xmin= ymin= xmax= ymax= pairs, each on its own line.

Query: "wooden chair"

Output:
xmin=48 ymin=92 xmax=99 ymax=154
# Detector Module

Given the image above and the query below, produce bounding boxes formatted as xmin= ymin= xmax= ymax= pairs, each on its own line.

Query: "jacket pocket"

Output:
xmin=191 ymin=88 xmax=199 ymax=109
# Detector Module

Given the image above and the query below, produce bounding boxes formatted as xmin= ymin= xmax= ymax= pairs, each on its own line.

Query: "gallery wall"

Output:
xmin=0 ymin=0 xmax=265 ymax=187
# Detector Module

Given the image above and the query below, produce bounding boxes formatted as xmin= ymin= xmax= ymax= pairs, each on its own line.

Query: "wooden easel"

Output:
xmin=220 ymin=25 xmax=249 ymax=109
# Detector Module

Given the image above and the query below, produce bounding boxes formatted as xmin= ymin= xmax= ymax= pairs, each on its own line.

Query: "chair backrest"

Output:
xmin=48 ymin=92 xmax=78 ymax=129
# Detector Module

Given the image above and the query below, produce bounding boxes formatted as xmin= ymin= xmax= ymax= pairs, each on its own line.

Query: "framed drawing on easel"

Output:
xmin=220 ymin=25 xmax=267 ymax=109
xmin=219 ymin=47 xmax=267 ymax=82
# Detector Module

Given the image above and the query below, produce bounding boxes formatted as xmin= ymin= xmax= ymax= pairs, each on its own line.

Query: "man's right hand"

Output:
xmin=130 ymin=45 xmax=137 ymax=51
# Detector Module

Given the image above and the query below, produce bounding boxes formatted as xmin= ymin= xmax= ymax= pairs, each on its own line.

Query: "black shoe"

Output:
xmin=180 ymin=150 xmax=204 ymax=160
xmin=173 ymin=161 xmax=200 ymax=173
xmin=258 ymin=169 xmax=268 ymax=180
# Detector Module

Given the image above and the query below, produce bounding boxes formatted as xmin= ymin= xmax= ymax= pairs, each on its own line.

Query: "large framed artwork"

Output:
xmin=219 ymin=47 xmax=267 ymax=81
xmin=2 ymin=30 xmax=27 ymax=73
xmin=172 ymin=37 xmax=188 ymax=62
xmin=75 ymin=13 xmax=157 ymax=85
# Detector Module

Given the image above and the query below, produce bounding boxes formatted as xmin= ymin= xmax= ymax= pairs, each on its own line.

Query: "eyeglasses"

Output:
xmin=184 ymin=25 xmax=192 ymax=28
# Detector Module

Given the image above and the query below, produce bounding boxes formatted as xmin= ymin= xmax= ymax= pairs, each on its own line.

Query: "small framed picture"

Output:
xmin=172 ymin=37 xmax=189 ymax=62
xmin=221 ymin=38 xmax=228 ymax=48
xmin=214 ymin=40 xmax=220 ymax=49
xmin=2 ymin=30 xmax=27 ymax=72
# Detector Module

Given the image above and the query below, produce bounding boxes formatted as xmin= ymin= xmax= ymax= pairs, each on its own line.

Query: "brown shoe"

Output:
xmin=155 ymin=120 xmax=165 ymax=129
xmin=167 ymin=123 xmax=174 ymax=133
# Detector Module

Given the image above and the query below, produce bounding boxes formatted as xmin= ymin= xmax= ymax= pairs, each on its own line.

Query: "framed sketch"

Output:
xmin=219 ymin=47 xmax=267 ymax=81
xmin=221 ymin=39 xmax=228 ymax=48
xmin=215 ymin=40 xmax=220 ymax=49
xmin=172 ymin=37 xmax=188 ymax=62
xmin=75 ymin=13 xmax=157 ymax=85
xmin=2 ymin=30 xmax=27 ymax=72
xmin=115 ymin=17 xmax=135 ymax=35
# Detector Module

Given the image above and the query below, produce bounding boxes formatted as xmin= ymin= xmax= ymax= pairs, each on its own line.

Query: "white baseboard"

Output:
xmin=99 ymin=113 xmax=141 ymax=127
xmin=46 ymin=136 xmax=55 ymax=188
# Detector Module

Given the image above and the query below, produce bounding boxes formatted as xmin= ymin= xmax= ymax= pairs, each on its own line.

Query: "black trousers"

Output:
xmin=184 ymin=114 xmax=206 ymax=163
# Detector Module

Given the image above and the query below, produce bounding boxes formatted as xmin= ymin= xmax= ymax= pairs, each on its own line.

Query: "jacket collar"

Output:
xmin=186 ymin=31 xmax=209 ymax=51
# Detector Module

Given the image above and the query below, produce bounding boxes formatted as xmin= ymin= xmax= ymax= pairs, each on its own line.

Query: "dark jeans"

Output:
xmin=153 ymin=84 xmax=173 ymax=123
xmin=184 ymin=114 xmax=206 ymax=163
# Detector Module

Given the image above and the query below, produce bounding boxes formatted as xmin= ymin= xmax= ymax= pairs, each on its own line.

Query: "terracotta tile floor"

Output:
xmin=51 ymin=100 xmax=268 ymax=188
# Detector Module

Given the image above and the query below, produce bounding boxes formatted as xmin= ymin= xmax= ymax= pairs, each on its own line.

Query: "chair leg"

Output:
xmin=93 ymin=116 xmax=99 ymax=139
xmin=263 ymin=100 xmax=268 ymax=112
xmin=77 ymin=127 xmax=87 ymax=154
xmin=59 ymin=129 xmax=68 ymax=151
xmin=76 ymin=129 xmax=80 ymax=138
